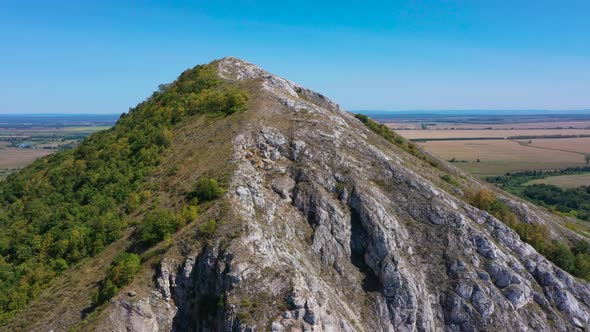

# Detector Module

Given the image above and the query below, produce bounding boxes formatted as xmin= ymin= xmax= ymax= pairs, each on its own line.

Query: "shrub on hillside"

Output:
xmin=181 ymin=205 xmax=199 ymax=224
xmin=199 ymin=219 xmax=218 ymax=238
xmin=189 ymin=88 xmax=248 ymax=115
xmin=136 ymin=210 xmax=184 ymax=246
xmin=93 ymin=252 xmax=141 ymax=305
xmin=470 ymin=189 xmax=496 ymax=211
xmin=551 ymin=242 xmax=577 ymax=272
xmin=108 ymin=252 xmax=142 ymax=286
xmin=94 ymin=279 xmax=119 ymax=305
xmin=440 ymin=174 xmax=458 ymax=186
xmin=191 ymin=177 xmax=225 ymax=202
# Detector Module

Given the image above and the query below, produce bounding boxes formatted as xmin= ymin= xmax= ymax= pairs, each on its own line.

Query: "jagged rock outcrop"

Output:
xmin=104 ymin=57 xmax=590 ymax=331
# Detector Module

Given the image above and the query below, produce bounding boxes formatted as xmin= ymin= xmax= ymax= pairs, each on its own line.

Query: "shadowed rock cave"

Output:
xmin=349 ymin=207 xmax=381 ymax=293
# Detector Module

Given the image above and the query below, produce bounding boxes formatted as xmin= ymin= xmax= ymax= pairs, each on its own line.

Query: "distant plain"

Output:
xmin=0 ymin=114 xmax=118 ymax=178
xmin=395 ymin=129 xmax=590 ymax=140
xmin=417 ymin=139 xmax=587 ymax=177
xmin=363 ymin=110 xmax=590 ymax=179
xmin=2 ymin=112 xmax=590 ymax=182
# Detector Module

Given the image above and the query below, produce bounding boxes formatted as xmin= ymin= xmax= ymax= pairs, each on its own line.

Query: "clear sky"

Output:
xmin=1 ymin=1 xmax=589 ymax=114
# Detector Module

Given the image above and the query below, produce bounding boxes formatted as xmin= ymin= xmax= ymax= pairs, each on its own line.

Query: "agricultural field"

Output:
xmin=360 ymin=111 xmax=590 ymax=178
xmin=0 ymin=149 xmax=54 ymax=174
xmin=370 ymin=109 xmax=590 ymax=226
xmin=526 ymin=173 xmax=590 ymax=189
xmin=417 ymin=139 xmax=587 ymax=177
xmin=0 ymin=114 xmax=117 ymax=179
xmin=385 ymin=120 xmax=590 ymax=130
xmin=396 ymin=129 xmax=590 ymax=140
xmin=525 ymin=137 xmax=590 ymax=155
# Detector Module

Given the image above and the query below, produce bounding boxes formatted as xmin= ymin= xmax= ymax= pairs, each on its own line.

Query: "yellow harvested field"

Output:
xmin=386 ymin=121 xmax=590 ymax=130
xmin=418 ymin=139 xmax=588 ymax=177
xmin=383 ymin=122 xmax=421 ymax=129
xmin=397 ymin=129 xmax=590 ymax=140
xmin=0 ymin=148 xmax=53 ymax=169
xmin=527 ymin=173 xmax=590 ymax=189
xmin=527 ymin=137 xmax=590 ymax=154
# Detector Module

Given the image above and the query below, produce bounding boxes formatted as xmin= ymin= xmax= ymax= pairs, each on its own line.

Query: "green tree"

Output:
xmin=199 ymin=219 xmax=217 ymax=238
xmin=471 ymin=189 xmax=496 ymax=211
xmin=93 ymin=279 xmax=119 ymax=305
xmin=189 ymin=88 xmax=248 ymax=115
xmin=574 ymin=254 xmax=590 ymax=280
xmin=573 ymin=240 xmax=590 ymax=255
xmin=136 ymin=210 xmax=183 ymax=246
xmin=191 ymin=178 xmax=225 ymax=202
xmin=109 ymin=252 xmax=141 ymax=286
xmin=126 ymin=193 xmax=141 ymax=212
xmin=52 ymin=258 xmax=69 ymax=273
xmin=93 ymin=252 xmax=141 ymax=305
xmin=551 ymin=242 xmax=576 ymax=272
xmin=181 ymin=205 xmax=199 ymax=224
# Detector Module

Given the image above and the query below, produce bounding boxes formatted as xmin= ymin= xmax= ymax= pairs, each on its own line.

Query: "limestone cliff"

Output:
xmin=25 ymin=58 xmax=590 ymax=331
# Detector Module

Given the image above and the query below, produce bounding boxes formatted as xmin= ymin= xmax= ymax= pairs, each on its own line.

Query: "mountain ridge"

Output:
xmin=2 ymin=57 xmax=590 ymax=331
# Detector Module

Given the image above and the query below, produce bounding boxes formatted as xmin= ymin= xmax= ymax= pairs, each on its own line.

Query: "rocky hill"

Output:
xmin=2 ymin=57 xmax=590 ymax=331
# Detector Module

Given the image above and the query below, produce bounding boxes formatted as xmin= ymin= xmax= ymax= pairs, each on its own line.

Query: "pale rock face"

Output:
xmin=106 ymin=57 xmax=590 ymax=331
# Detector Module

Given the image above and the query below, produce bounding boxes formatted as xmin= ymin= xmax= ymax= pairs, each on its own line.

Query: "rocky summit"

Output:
xmin=4 ymin=58 xmax=590 ymax=331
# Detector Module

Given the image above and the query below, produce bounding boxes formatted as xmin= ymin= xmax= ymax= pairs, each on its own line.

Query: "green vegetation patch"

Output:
xmin=198 ymin=219 xmax=218 ymax=238
xmin=93 ymin=252 xmax=141 ymax=305
xmin=190 ymin=177 xmax=226 ymax=202
xmin=523 ymin=184 xmax=590 ymax=221
xmin=487 ymin=167 xmax=590 ymax=221
xmin=487 ymin=167 xmax=590 ymax=193
xmin=440 ymin=174 xmax=459 ymax=186
xmin=135 ymin=209 xmax=186 ymax=247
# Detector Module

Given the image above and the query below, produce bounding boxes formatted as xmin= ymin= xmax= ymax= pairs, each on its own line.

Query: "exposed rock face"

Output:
xmin=106 ymin=58 xmax=590 ymax=331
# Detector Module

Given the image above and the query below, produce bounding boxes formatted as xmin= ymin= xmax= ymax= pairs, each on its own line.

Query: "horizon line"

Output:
xmin=1 ymin=109 xmax=590 ymax=116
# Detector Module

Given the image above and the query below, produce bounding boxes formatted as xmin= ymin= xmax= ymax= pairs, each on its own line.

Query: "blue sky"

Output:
xmin=1 ymin=1 xmax=589 ymax=113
